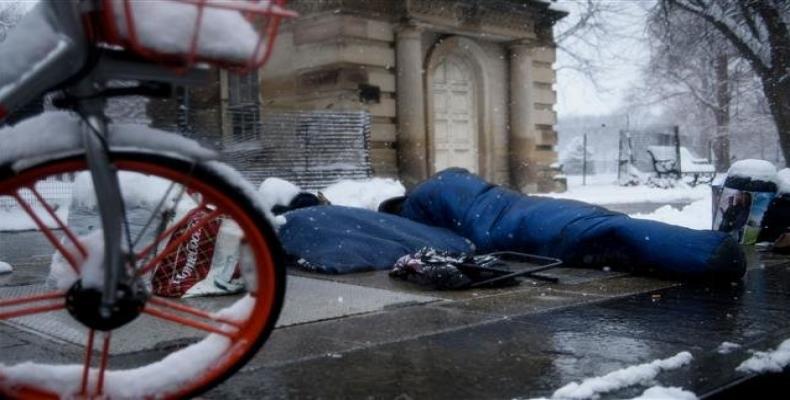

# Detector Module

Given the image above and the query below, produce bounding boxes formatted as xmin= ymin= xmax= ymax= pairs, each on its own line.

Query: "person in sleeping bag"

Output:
xmin=385 ymin=168 xmax=745 ymax=282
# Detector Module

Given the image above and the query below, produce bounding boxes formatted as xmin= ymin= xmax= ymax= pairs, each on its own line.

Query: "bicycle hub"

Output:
xmin=65 ymin=280 xmax=148 ymax=331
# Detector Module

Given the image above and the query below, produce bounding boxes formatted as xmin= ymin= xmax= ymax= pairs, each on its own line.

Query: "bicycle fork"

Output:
xmin=78 ymin=95 xmax=128 ymax=319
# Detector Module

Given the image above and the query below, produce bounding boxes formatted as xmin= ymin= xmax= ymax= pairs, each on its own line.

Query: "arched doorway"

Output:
xmin=430 ymin=54 xmax=479 ymax=174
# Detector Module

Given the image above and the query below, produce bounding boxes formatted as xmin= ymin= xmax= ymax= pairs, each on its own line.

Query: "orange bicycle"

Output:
xmin=0 ymin=1 xmax=296 ymax=398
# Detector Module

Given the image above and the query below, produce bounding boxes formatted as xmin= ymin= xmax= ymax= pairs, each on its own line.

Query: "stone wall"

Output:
xmin=256 ymin=0 xmax=565 ymax=191
xmin=261 ymin=13 xmax=399 ymax=178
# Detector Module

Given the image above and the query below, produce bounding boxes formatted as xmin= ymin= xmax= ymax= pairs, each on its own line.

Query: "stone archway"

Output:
xmin=425 ymin=36 xmax=492 ymax=179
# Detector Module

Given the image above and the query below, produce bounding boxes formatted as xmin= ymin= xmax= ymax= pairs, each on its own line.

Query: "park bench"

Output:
xmin=647 ymin=145 xmax=716 ymax=186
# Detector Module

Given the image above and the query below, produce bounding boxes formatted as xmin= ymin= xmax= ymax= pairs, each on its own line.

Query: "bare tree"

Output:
xmin=660 ymin=0 xmax=790 ymax=167
xmin=554 ymin=0 xmax=638 ymax=90
xmin=641 ymin=7 xmax=751 ymax=171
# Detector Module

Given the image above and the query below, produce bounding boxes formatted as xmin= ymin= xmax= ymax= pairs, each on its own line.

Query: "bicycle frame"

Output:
xmin=1 ymin=0 xmax=217 ymax=315
xmin=68 ymin=55 xmax=214 ymax=315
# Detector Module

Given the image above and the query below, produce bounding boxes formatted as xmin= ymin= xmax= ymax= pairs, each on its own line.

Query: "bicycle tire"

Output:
xmin=0 ymin=151 xmax=285 ymax=399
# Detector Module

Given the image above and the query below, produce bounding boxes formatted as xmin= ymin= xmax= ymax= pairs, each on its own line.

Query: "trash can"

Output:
xmin=712 ymin=160 xmax=778 ymax=245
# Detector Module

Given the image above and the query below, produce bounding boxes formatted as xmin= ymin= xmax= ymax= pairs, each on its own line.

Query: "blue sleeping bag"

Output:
xmin=397 ymin=168 xmax=746 ymax=281
xmin=279 ymin=205 xmax=473 ymax=273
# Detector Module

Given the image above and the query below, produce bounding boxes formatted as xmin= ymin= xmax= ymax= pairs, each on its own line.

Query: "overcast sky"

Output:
xmin=553 ymin=0 xmax=654 ymax=118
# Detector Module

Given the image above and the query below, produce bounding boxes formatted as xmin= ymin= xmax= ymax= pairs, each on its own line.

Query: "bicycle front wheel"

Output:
xmin=0 ymin=152 xmax=285 ymax=399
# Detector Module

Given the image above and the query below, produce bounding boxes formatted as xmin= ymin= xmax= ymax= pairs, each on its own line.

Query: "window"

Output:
xmin=227 ymin=71 xmax=261 ymax=141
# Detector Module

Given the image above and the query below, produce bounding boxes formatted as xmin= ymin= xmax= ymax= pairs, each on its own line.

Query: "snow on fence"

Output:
xmin=222 ymin=110 xmax=372 ymax=190
xmin=618 ymin=126 xmax=713 ymax=178
xmin=0 ymin=175 xmax=73 ymax=210
xmin=0 ymin=175 xmax=74 ymax=231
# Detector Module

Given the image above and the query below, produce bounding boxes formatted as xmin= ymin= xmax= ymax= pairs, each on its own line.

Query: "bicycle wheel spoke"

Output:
xmin=0 ymin=291 xmax=64 ymax=308
xmin=80 ymin=329 xmax=96 ymax=397
xmin=148 ymin=297 xmax=243 ymax=329
xmin=12 ymin=192 xmax=81 ymax=273
xmin=0 ymin=303 xmax=64 ymax=320
xmin=142 ymin=305 xmax=236 ymax=337
xmin=27 ymin=186 xmax=87 ymax=258
xmin=132 ymin=180 xmax=183 ymax=248
xmin=0 ymin=154 xmax=283 ymax=399
xmin=137 ymin=208 xmax=222 ymax=276
xmin=134 ymin=201 xmax=207 ymax=262
xmin=0 ymin=291 xmax=65 ymax=320
xmin=96 ymin=332 xmax=112 ymax=396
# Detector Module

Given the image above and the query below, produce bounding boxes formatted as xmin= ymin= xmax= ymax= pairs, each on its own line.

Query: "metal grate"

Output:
xmin=0 ymin=176 xmax=74 ymax=212
xmin=222 ymin=110 xmax=372 ymax=190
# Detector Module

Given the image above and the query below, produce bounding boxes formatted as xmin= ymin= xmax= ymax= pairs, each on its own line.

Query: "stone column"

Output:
xmin=508 ymin=42 xmax=538 ymax=193
xmin=395 ymin=24 xmax=428 ymax=186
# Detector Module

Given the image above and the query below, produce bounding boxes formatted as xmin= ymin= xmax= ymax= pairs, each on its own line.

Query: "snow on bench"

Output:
xmin=647 ymin=145 xmax=715 ymax=185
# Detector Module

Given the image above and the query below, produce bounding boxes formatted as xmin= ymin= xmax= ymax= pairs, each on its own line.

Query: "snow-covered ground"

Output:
xmin=543 ymin=174 xmax=710 ymax=206
xmin=630 ymin=197 xmax=712 ymax=230
xmin=544 ymin=174 xmax=714 ymax=230
xmin=0 ymin=179 xmax=73 ymax=232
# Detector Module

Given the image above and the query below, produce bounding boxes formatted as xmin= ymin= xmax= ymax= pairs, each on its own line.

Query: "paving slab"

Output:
xmin=275 ymin=275 xmax=438 ymax=327
xmin=0 ymin=276 xmax=437 ymax=355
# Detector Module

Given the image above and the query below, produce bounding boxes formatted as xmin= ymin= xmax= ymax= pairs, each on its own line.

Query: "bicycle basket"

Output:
xmin=100 ymin=0 xmax=297 ymax=72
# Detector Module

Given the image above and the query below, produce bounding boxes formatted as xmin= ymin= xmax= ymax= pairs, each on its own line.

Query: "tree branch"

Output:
xmin=665 ymin=0 xmax=771 ymax=76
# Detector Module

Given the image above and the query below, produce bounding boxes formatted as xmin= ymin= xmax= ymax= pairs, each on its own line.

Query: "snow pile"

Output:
xmin=630 ymin=197 xmax=711 ymax=230
xmin=321 ymin=178 xmax=405 ymax=210
xmin=736 ymin=338 xmax=790 ymax=374
xmin=726 ymin=159 xmax=778 ymax=184
xmin=72 ymin=171 xmax=191 ymax=211
xmin=547 ymin=351 xmax=694 ymax=400
xmin=717 ymin=342 xmax=742 ymax=355
xmin=0 ymin=334 xmax=232 ymax=398
xmin=0 ymin=3 xmax=67 ymax=100
xmin=111 ymin=0 xmax=264 ymax=62
xmin=630 ymin=385 xmax=697 ymax=400
xmin=47 ymin=231 xmax=114 ymax=290
xmin=258 ymin=177 xmax=300 ymax=210
xmin=257 ymin=177 xmax=300 ymax=226
xmin=213 ymin=293 xmax=256 ymax=321
xmin=543 ymin=181 xmax=709 ymax=205
xmin=0 ymin=113 xmax=216 ymax=172
xmin=777 ymin=168 xmax=790 ymax=194
xmin=0 ymin=204 xmax=69 ymax=232
xmin=0 ymin=296 xmax=254 ymax=398
xmin=77 ymin=231 xmax=106 ymax=290
xmin=0 ymin=179 xmax=73 ymax=232
xmin=256 ymin=177 xmax=406 ymax=213
xmin=205 ymin=161 xmax=281 ymax=229
xmin=47 ymin=243 xmax=78 ymax=290
xmin=0 ymin=261 xmax=12 ymax=274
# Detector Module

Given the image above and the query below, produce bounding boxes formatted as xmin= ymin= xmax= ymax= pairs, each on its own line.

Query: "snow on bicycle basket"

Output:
xmin=102 ymin=0 xmax=297 ymax=71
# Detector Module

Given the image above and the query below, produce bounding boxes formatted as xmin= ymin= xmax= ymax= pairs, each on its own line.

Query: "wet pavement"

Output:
xmin=2 ymin=228 xmax=790 ymax=399
xmin=200 ymin=250 xmax=790 ymax=400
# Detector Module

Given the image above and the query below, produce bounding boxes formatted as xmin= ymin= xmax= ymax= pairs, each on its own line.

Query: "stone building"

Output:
xmin=150 ymin=0 xmax=566 ymax=192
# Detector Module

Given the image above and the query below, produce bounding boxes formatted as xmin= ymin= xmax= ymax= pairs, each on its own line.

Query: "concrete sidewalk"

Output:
xmin=2 ymin=228 xmax=789 ymax=399
xmin=204 ymin=249 xmax=790 ymax=399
